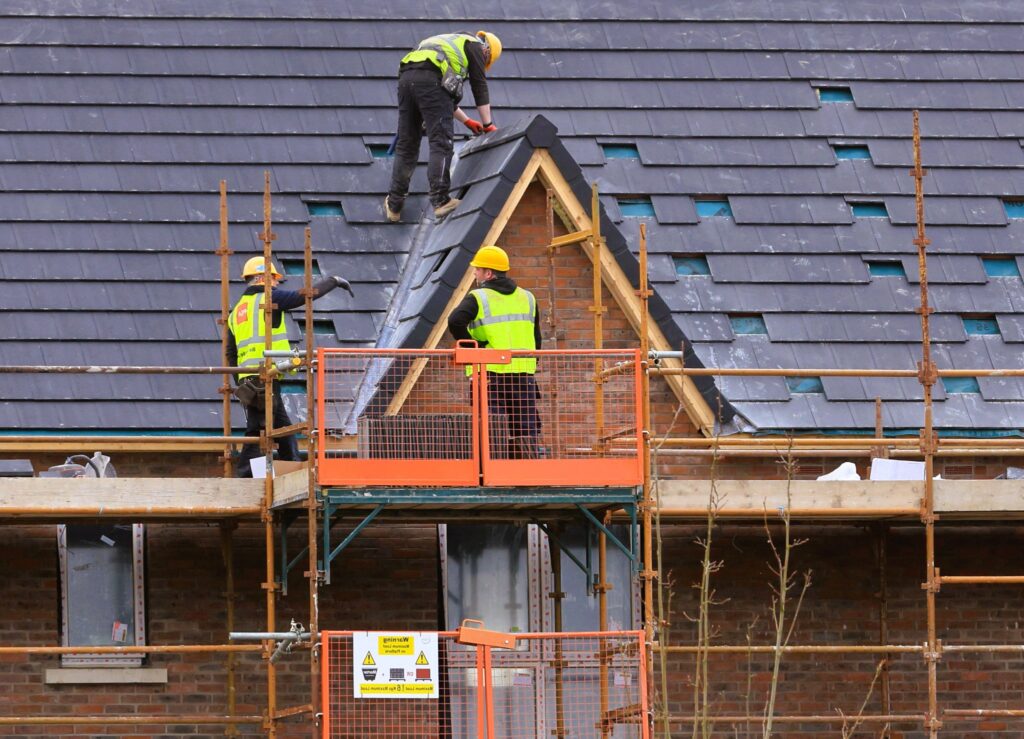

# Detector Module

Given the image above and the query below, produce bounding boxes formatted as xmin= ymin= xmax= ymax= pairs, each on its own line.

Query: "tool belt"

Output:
xmin=233 ymin=377 xmax=267 ymax=410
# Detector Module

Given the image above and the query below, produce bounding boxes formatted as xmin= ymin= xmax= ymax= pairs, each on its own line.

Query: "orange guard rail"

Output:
xmin=316 ymin=348 xmax=643 ymax=487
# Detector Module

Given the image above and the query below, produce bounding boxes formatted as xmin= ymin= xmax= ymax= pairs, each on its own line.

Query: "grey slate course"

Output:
xmin=1 ymin=4 xmax=1023 ymax=434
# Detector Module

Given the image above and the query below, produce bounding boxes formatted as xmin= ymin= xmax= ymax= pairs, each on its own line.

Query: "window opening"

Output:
xmin=1003 ymin=199 xmax=1024 ymax=218
xmin=311 ymin=319 xmax=335 ymax=336
xmin=280 ymin=258 xmax=322 ymax=276
xmin=851 ymin=202 xmax=888 ymax=218
xmin=942 ymin=377 xmax=981 ymax=394
xmin=58 ymin=524 xmax=146 ymax=667
xmin=694 ymin=198 xmax=733 ymax=218
xmin=729 ymin=314 xmax=768 ymax=334
xmin=833 ymin=145 xmax=871 ymax=160
xmin=602 ymin=144 xmax=640 ymax=159
xmin=982 ymin=257 xmax=1021 ymax=277
xmin=786 ymin=376 xmax=824 ymax=394
xmin=306 ymin=201 xmax=344 ymax=217
xmin=818 ymin=86 xmax=854 ymax=103
xmin=962 ymin=316 xmax=1000 ymax=336
xmin=616 ymin=196 xmax=654 ymax=217
xmin=673 ymin=256 xmax=711 ymax=276
xmin=866 ymin=261 xmax=906 ymax=277
xmin=367 ymin=143 xmax=393 ymax=158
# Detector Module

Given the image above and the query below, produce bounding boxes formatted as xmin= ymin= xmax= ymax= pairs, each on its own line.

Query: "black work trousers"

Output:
xmin=237 ymin=381 xmax=300 ymax=478
xmin=388 ymin=68 xmax=455 ymax=210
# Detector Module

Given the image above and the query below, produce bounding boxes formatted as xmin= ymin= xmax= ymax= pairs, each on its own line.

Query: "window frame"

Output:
xmin=57 ymin=523 xmax=147 ymax=667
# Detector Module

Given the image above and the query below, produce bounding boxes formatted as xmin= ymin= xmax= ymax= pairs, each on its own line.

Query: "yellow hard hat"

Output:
xmin=477 ymin=31 xmax=502 ymax=69
xmin=470 ymin=245 xmax=510 ymax=272
xmin=241 ymin=256 xmax=284 ymax=280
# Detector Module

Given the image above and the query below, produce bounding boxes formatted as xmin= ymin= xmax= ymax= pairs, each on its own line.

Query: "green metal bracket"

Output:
xmin=323 ymin=503 xmax=385 ymax=585
xmin=277 ymin=511 xmax=301 ymax=597
xmin=535 ymin=521 xmax=593 ymax=591
xmin=576 ymin=503 xmax=638 ymax=570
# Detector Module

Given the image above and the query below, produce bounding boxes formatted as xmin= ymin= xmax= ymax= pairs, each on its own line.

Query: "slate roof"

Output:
xmin=1 ymin=1 xmax=1023 ymax=433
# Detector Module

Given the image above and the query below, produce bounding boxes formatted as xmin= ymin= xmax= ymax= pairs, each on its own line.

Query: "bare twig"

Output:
xmin=761 ymin=441 xmax=812 ymax=738
xmin=839 ymin=660 xmax=887 ymax=738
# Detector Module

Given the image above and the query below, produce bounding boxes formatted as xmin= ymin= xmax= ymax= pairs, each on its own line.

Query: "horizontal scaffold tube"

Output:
xmin=667 ymin=714 xmax=924 ymax=724
xmin=0 ymin=365 xmax=255 ymax=374
xmin=0 ymin=644 xmax=262 ymax=655
xmin=651 ymin=366 xmax=1024 ymax=378
xmin=0 ymin=715 xmax=263 ymax=726
xmin=656 ymin=644 xmax=922 ymax=654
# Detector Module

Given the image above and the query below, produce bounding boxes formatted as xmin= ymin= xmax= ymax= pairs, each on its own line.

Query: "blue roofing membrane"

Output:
xmin=0 ymin=1 xmax=1023 ymax=432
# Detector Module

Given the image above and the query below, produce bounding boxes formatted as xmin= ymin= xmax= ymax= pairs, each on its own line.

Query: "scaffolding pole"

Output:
xmin=260 ymin=171 xmax=279 ymax=737
xmin=303 ymin=225 xmax=322 ymax=737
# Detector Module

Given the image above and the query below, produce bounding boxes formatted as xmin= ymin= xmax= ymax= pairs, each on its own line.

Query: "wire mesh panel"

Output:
xmin=481 ymin=350 xmax=643 ymax=487
xmin=318 ymin=349 xmax=479 ymax=486
xmin=322 ymin=631 xmax=649 ymax=739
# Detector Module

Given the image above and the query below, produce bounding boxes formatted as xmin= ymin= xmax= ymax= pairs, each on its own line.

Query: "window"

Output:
xmin=306 ymin=201 xmax=344 ymax=217
xmin=982 ymin=257 xmax=1021 ymax=277
xmin=694 ymin=198 xmax=733 ymax=218
xmin=833 ymin=145 xmax=871 ymax=160
xmin=817 ymin=86 xmax=854 ymax=103
xmin=602 ymin=144 xmax=640 ymax=159
xmin=280 ymin=258 xmax=322 ymax=276
xmin=942 ymin=377 xmax=981 ymax=394
xmin=851 ymin=202 xmax=888 ymax=218
xmin=616 ymin=197 xmax=654 ymax=217
xmin=729 ymin=314 xmax=768 ymax=335
xmin=962 ymin=316 xmax=1000 ymax=336
xmin=786 ymin=376 xmax=824 ymax=394
xmin=442 ymin=523 xmax=635 ymax=633
xmin=866 ymin=261 xmax=906 ymax=277
xmin=673 ymin=256 xmax=711 ymax=276
xmin=59 ymin=524 xmax=146 ymax=666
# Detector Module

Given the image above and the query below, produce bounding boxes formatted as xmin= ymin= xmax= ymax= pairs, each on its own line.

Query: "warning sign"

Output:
xmin=353 ymin=632 xmax=438 ymax=699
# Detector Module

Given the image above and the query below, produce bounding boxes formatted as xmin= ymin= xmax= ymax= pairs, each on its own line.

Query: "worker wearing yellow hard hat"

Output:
xmin=226 ymin=255 xmax=355 ymax=477
xmin=385 ymin=30 xmax=503 ymax=224
xmin=448 ymin=245 xmax=542 ymax=459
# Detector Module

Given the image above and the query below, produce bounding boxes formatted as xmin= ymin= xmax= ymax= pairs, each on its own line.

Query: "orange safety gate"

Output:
xmin=321 ymin=630 xmax=650 ymax=738
xmin=317 ymin=348 xmax=643 ymax=487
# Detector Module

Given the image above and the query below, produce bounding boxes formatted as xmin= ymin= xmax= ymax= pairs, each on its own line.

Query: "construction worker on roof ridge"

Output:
xmin=448 ymin=245 xmax=543 ymax=460
xmin=226 ymin=256 xmax=354 ymax=478
xmin=384 ymin=30 xmax=502 ymax=224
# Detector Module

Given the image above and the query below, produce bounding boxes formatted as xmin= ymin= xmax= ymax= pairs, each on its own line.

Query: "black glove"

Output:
xmin=333 ymin=276 xmax=354 ymax=296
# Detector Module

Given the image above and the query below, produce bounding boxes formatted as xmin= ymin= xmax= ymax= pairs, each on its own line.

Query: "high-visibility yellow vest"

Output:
xmin=228 ymin=292 xmax=290 ymax=380
xmin=401 ymin=32 xmax=479 ymax=80
xmin=466 ymin=287 xmax=537 ymax=375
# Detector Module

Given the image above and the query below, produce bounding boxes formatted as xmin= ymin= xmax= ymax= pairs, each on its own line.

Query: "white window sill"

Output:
xmin=45 ymin=667 xmax=168 ymax=685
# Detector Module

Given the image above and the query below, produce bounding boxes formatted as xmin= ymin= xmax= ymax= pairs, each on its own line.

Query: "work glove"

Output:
xmin=333 ymin=276 xmax=354 ymax=296
xmin=481 ymin=121 xmax=497 ymax=133
xmin=463 ymin=118 xmax=485 ymax=135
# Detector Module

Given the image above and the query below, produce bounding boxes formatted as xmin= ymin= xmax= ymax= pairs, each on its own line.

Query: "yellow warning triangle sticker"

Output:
xmin=362 ymin=652 xmax=376 ymax=666
xmin=415 ymin=651 xmax=429 ymax=666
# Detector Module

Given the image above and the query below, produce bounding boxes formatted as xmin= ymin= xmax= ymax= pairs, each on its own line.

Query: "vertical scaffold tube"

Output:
xmin=260 ymin=171 xmax=278 ymax=736
xmin=304 ymin=227 xmax=321 ymax=737
xmin=911 ymin=111 xmax=940 ymax=739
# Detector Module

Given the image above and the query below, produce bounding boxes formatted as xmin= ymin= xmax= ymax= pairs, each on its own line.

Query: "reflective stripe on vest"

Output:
xmin=466 ymin=287 xmax=537 ymax=375
xmin=401 ymin=33 xmax=477 ymax=79
xmin=228 ymin=293 xmax=290 ymax=380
